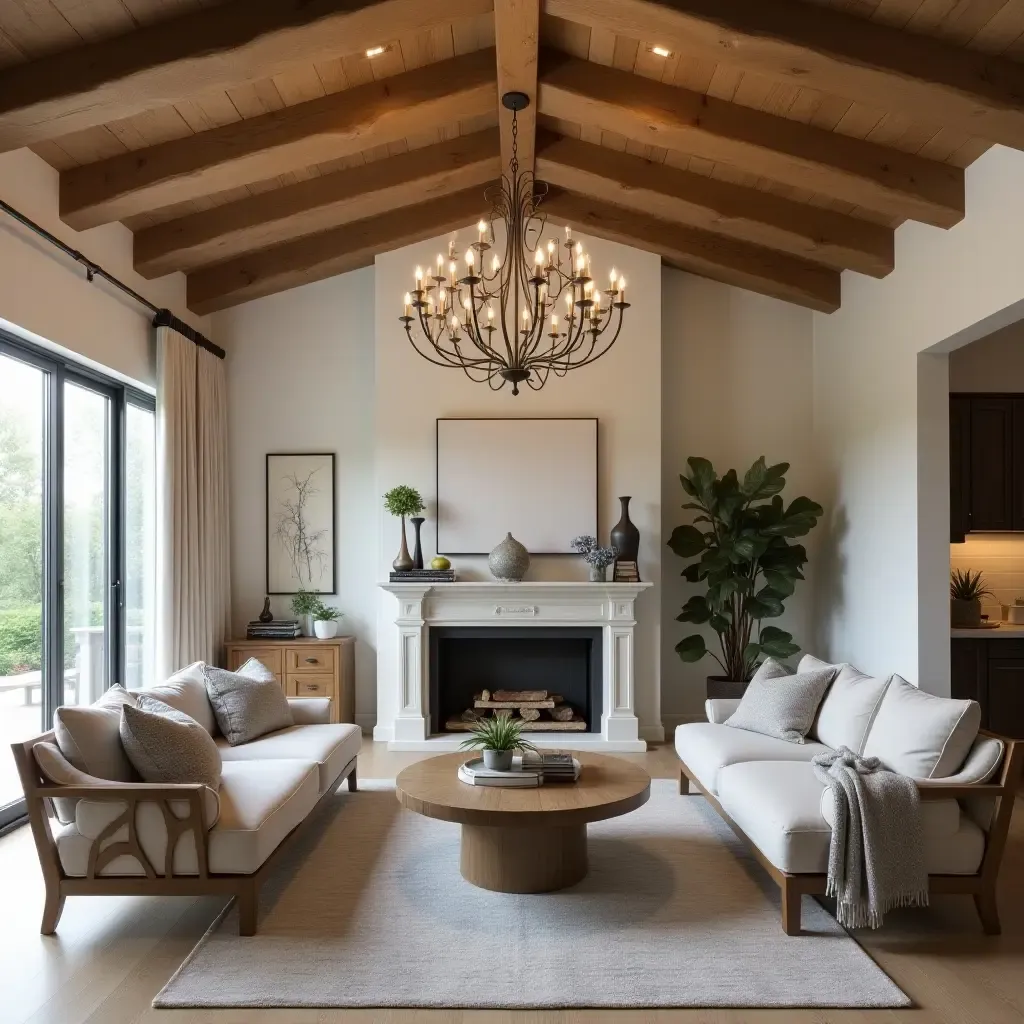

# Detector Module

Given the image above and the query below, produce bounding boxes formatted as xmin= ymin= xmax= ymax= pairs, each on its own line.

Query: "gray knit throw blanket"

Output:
xmin=812 ymin=747 xmax=928 ymax=929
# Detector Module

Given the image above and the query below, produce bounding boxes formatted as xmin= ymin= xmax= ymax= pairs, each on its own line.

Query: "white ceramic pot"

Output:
xmin=313 ymin=620 xmax=338 ymax=639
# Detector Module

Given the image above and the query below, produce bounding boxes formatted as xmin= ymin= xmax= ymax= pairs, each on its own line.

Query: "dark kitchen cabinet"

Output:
xmin=951 ymin=637 xmax=1024 ymax=738
xmin=987 ymin=660 xmax=1024 ymax=740
xmin=950 ymin=393 xmax=1024 ymax=539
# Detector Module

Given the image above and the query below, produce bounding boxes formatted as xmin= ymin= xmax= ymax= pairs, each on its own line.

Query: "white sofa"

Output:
xmin=12 ymin=662 xmax=362 ymax=936
xmin=675 ymin=655 xmax=1022 ymax=935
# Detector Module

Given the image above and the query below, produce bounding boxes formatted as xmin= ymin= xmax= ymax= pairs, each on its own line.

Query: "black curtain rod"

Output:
xmin=0 ymin=198 xmax=225 ymax=360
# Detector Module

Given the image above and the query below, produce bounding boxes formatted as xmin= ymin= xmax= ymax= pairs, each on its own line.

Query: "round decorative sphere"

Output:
xmin=431 ymin=556 xmax=451 ymax=570
xmin=488 ymin=533 xmax=530 ymax=582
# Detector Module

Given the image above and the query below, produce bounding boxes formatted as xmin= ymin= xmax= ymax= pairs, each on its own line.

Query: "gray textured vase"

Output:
xmin=488 ymin=532 xmax=530 ymax=582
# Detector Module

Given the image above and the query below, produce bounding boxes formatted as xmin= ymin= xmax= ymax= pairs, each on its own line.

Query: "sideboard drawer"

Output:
xmin=287 ymin=673 xmax=336 ymax=700
xmin=227 ymin=646 xmax=283 ymax=677
xmin=286 ymin=646 xmax=337 ymax=675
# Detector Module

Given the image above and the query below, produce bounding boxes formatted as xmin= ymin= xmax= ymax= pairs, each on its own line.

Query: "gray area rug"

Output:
xmin=155 ymin=779 xmax=909 ymax=1009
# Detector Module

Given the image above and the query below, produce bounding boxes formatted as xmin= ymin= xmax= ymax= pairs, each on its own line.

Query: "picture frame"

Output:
xmin=436 ymin=417 xmax=598 ymax=555
xmin=265 ymin=452 xmax=336 ymax=595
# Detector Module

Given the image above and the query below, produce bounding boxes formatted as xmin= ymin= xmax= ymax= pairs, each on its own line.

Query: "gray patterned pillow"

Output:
xmin=120 ymin=696 xmax=221 ymax=789
xmin=203 ymin=664 xmax=293 ymax=746
xmin=726 ymin=657 xmax=837 ymax=744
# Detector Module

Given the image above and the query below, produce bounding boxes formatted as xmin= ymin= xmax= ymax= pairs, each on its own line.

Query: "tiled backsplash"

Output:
xmin=950 ymin=535 xmax=1024 ymax=619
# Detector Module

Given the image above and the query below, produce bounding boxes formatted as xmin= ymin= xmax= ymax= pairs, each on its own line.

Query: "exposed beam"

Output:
xmin=545 ymin=0 xmax=1024 ymax=152
xmin=537 ymin=51 xmax=963 ymax=228
xmin=187 ymin=186 xmax=488 ymax=314
xmin=0 ymin=0 xmax=494 ymax=153
xmin=135 ymin=129 xmax=500 ymax=278
xmin=536 ymin=132 xmax=892 ymax=276
xmin=495 ymin=0 xmax=540 ymax=179
xmin=61 ymin=49 xmax=497 ymax=231
xmin=542 ymin=188 xmax=840 ymax=312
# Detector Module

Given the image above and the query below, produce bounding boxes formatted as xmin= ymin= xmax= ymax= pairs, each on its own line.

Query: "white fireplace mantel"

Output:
xmin=376 ymin=581 xmax=652 ymax=752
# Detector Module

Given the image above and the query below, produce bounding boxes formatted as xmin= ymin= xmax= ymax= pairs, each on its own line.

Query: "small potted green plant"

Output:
xmin=459 ymin=714 xmax=538 ymax=772
xmin=311 ymin=599 xmax=342 ymax=639
xmin=951 ymin=568 xmax=992 ymax=628
xmin=291 ymin=589 xmax=319 ymax=636
xmin=384 ymin=485 xmax=425 ymax=572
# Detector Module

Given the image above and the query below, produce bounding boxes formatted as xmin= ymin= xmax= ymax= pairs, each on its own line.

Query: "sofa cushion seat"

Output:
xmin=216 ymin=723 xmax=361 ymax=795
xmin=675 ymin=721 xmax=830 ymax=795
xmin=55 ymin=758 xmax=320 ymax=878
xmin=717 ymin=761 xmax=985 ymax=876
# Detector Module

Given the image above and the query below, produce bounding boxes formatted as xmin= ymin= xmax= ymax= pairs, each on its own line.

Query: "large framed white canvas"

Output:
xmin=266 ymin=453 xmax=336 ymax=594
xmin=436 ymin=418 xmax=597 ymax=555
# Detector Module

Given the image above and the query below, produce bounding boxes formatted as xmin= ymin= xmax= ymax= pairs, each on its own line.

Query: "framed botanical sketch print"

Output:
xmin=266 ymin=452 xmax=336 ymax=594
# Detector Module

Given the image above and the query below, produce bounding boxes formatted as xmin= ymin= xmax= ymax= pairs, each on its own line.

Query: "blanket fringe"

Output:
xmin=836 ymin=889 xmax=930 ymax=930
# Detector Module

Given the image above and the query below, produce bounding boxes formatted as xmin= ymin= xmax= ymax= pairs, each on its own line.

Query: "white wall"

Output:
xmin=661 ymin=272 xmax=819 ymax=721
xmin=950 ymin=320 xmax=1024 ymax=392
xmin=813 ymin=145 xmax=1024 ymax=694
xmin=212 ymin=271 xmax=378 ymax=728
xmin=0 ymin=149 xmax=209 ymax=388
xmin=373 ymin=228 xmax=664 ymax=740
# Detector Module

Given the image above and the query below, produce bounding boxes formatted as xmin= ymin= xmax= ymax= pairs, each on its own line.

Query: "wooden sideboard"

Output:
xmin=224 ymin=636 xmax=355 ymax=725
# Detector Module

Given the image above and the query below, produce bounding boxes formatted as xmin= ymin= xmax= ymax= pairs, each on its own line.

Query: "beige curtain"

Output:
xmin=155 ymin=325 xmax=231 ymax=680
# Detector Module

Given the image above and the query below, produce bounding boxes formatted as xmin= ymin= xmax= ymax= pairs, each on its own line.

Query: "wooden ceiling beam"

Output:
xmin=0 ymin=0 xmax=494 ymax=153
xmin=537 ymin=51 xmax=963 ymax=228
xmin=495 ymin=0 xmax=540 ymax=180
xmin=545 ymin=0 xmax=1024 ymax=152
xmin=535 ymin=131 xmax=892 ymax=277
xmin=541 ymin=188 xmax=840 ymax=312
xmin=186 ymin=185 xmax=488 ymax=314
xmin=60 ymin=48 xmax=498 ymax=231
xmin=135 ymin=129 xmax=500 ymax=278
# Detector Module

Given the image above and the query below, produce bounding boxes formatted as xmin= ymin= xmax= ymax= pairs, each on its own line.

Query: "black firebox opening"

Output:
xmin=429 ymin=626 xmax=603 ymax=734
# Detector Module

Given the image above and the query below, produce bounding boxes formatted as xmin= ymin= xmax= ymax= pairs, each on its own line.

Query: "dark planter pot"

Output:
xmin=410 ymin=516 xmax=425 ymax=570
xmin=610 ymin=495 xmax=641 ymax=580
xmin=706 ymin=675 xmax=749 ymax=700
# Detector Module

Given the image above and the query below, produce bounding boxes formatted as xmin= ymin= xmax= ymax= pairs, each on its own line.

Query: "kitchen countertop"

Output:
xmin=951 ymin=622 xmax=1024 ymax=638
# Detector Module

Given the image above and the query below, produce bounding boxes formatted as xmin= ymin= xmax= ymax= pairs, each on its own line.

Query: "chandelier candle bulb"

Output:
xmin=477 ymin=220 xmax=487 ymax=244
xmin=404 ymin=293 xmax=411 ymax=316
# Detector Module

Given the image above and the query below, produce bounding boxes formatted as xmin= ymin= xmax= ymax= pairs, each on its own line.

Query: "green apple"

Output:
xmin=431 ymin=556 xmax=451 ymax=570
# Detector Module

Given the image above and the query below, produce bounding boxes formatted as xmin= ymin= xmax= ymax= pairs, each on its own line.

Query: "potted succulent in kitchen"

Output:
xmin=950 ymin=568 xmax=992 ymax=628
xmin=668 ymin=457 xmax=823 ymax=699
xmin=459 ymin=714 xmax=538 ymax=772
xmin=311 ymin=599 xmax=342 ymax=639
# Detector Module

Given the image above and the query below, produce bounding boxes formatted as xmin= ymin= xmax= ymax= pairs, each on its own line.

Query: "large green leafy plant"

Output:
xmin=668 ymin=457 xmax=823 ymax=682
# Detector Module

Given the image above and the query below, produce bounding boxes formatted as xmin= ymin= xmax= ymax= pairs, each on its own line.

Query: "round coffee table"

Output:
xmin=395 ymin=752 xmax=650 ymax=893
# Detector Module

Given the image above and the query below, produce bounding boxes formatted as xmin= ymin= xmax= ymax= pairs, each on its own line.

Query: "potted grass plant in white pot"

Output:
xmin=950 ymin=568 xmax=992 ymax=628
xmin=459 ymin=715 xmax=538 ymax=772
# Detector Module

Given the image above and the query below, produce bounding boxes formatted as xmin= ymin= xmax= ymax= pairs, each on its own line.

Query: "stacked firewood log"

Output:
xmin=447 ymin=689 xmax=586 ymax=731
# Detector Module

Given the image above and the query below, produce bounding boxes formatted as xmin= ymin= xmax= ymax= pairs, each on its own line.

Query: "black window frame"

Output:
xmin=0 ymin=329 xmax=155 ymax=830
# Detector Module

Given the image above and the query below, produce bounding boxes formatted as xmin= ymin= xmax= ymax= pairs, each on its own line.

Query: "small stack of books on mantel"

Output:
xmin=457 ymin=752 xmax=582 ymax=788
xmin=246 ymin=619 xmax=300 ymax=640
xmin=389 ymin=568 xmax=456 ymax=583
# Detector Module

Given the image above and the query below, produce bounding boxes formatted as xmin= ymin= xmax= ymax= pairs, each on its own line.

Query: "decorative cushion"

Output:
xmin=143 ymin=662 xmax=218 ymax=735
xmin=725 ymin=658 xmax=836 ymax=744
xmin=53 ymin=684 xmax=139 ymax=781
xmin=798 ymin=654 xmax=891 ymax=753
xmin=203 ymin=664 xmax=293 ymax=746
xmin=862 ymin=674 xmax=981 ymax=779
xmin=120 ymin=696 xmax=222 ymax=790
xmin=32 ymin=740 xmax=110 ymax=824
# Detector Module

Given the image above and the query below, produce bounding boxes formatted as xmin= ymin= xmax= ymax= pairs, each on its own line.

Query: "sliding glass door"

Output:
xmin=0 ymin=332 xmax=155 ymax=828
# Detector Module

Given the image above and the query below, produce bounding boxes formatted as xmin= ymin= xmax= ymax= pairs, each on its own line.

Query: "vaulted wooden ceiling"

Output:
xmin=2 ymin=0 xmax=1023 ymax=314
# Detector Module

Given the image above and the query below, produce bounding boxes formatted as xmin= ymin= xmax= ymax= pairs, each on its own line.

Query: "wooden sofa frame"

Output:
xmin=678 ymin=730 xmax=1023 ymax=936
xmin=12 ymin=730 xmax=358 ymax=937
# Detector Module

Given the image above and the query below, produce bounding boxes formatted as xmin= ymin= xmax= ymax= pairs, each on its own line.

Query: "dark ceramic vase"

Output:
xmin=411 ymin=516 xmax=425 ymax=570
xmin=258 ymin=596 xmax=273 ymax=623
xmin=610 ymin=496 xmax=640 ymax=573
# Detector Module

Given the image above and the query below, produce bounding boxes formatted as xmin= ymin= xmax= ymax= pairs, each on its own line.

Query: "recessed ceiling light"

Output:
xmin=649 ymin=45 xmax=672 ymax=57
xmin=366 ymin=45 xmax=387 ymax=58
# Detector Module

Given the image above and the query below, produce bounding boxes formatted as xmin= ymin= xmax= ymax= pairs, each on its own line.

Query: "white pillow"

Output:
xmin=798 ymin=654 xmax=891 ymax=753
xmin=862 ymin=674 xmax=981 ymax=779
xmin=144 ymin=661 xmax=218 ymax=735
xmin=53 ymin=684 xmax=138 ymax=781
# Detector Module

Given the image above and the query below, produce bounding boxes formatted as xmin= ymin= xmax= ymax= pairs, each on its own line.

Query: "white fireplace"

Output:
xmin=375 ymin=581 xmax=652 ymax=751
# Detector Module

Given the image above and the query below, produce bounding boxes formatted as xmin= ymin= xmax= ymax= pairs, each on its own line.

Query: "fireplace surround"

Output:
xmin=377 ymin=581 xmax=651 ymax=751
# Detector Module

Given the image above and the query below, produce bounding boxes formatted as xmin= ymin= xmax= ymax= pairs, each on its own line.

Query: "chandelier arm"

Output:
xmin=463 ymin=281 xmax=505 ymax=364
xmin=405 ymin=324 xmax=497 ymax=370
xmin=560 ymin=306 xmax=627 ymax=370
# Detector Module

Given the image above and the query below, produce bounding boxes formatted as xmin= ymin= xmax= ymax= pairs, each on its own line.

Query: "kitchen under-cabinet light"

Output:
xmin=649 ymin=45 xmax=672 ymax=57
xmin=366 ymin=45 xmax=387 ymax=58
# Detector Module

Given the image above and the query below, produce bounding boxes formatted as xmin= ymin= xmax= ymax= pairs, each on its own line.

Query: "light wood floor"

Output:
xmin=2 ymin=738 xmax=1023 ymax=1024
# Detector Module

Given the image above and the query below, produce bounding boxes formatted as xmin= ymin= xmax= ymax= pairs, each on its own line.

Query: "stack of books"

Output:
xmin=457 ymin=752 xmax=582 ymax=788
xmin=246 ymin=619 xmax=301 ymax=640
xmin=389 ymin=568 xmax=456 ymax=582
xmin=613 ymin=559 xmax=641 ymax=583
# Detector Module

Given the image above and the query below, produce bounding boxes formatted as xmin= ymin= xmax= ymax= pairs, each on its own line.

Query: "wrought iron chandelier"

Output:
xmin=400 ymin=93 xmax=630 ymax=395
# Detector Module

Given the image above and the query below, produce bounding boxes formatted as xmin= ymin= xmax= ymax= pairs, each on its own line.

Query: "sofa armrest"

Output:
xmin=705 ymin=698 xmax=741 ymax=724
xmin=287 ymin=697 xmax=332 ymax=724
